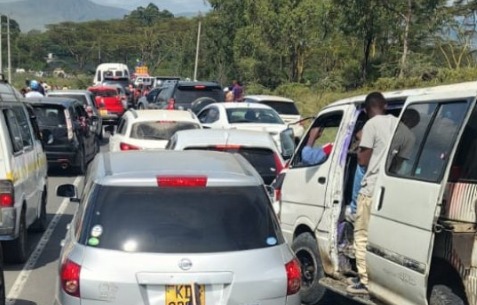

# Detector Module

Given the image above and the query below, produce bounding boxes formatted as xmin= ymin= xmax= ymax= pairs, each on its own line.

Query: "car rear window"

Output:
xmin=50 ymin=94 xmax=87 ymax=106
xmin=185 ymin=147 xmax=279 ymax=185
xmin=226 ymin=108 xmax=284 ymax=124
xmin=90 ymin=89 xmax=118 ymax=97
xmin=31 ymin=105 xmax=66 ymax=126
xmin=130 ymin=121 xmax=200 ymax=140
xmin=259 ymin=101 xmax=299 ymax=115
xmin=175 ymin=85 xmax=224 ymax=104
xmin=81 ymin=186 xmax=283 ymax=253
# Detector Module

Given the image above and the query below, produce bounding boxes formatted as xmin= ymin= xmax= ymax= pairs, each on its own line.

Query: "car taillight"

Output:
xmin=157 ymin=176 xmax=207 ymax=188
xmin=0 ymin=180 xmax=14 ymax=207
xmin=286 ymin=258 xmax=301 ymax=295
xmin=61 ymin=259 xmax=81 ymax=297
xmin=64 ymin=109 xmax=74 ymax=141
xmin=274 ymin=153 xmax=284 ymax=175
xmin=166 ymin=98 xmax=175 ymax=110
xmin=120 ymin=142 xmax=141 ymax=151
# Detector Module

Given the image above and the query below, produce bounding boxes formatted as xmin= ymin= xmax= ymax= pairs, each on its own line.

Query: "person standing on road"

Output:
xmin=232 ymin=80 xmax=244 ymax=102
xmin=347 ymin=92 xmax=398 ymax=295
xmin=25 ymin=80 xmax=44 ymax=98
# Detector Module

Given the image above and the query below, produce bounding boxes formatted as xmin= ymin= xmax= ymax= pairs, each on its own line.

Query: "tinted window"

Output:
xmin=450 ymin=106 xmax=477 ymax=182
xmin=50 ymin=94 xmax=87 ymax=106
xmin=387 ymin=101 xmax=469 ymax=182
xmin=4 ymin=109 xmax=23 ymax=152
xmin=89 ymin=89 xmax=118 ymax=97
xmin=175 ymin=86 xmax=224 ymax=104
xmin=258 ymin=101 xmax=299 ymax=115
xmin=11 ymin=106 xmax=33 ymax=148
xmin=32 ymin=105 xmax=66 ymax=126
xmin=81 ymin=186 xmax=283 ymax=253
xmin=130 ymin=121 xmax=200 ymax=140
xmin=226 ymin=108 xmax=284 ymax=124
xmin=186 ymin=147 xmax=279 ymax=185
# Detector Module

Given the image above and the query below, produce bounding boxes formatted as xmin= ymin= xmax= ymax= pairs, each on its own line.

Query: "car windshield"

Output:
xmin=130 ymin=121 xmax=201 ymax=141
xmin=175 ymin=85 xmax=224 ymax=104
xmin=226 ymin=108 xmax=284 ymax=124
xmin=81 ymin=186 xmax=283 ymax=253
xmin=49 ymin=94 xmax=88 ymax=106
xmin=31 ymin=105 xmax=66 ymax=126
xmin=90 ymin=89 xmax=118 ymax=97
xmin=259 ymin=101 xmax=300 ymax=115
xmin=185 ymin=147 xmax=279 ymax=185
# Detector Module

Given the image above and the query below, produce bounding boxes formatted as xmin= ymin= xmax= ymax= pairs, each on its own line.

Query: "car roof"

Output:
xmin=174 ymin=81 xmax=221 ymax=88
xmin=48 ymin=90 xmax=90 ymax=95
xmin=91 ymin=150 xmax=263 ymax=187
xmin=173 ymin=129 xmax=279 ymax=150
xmin=124 ymin=109 xmax=199 ymax=122
xmin=245 ymin=95 xmax=295 ymax=103
xmin=210 ymin=102 xmax=274 ymax=110
xmin=324 ymin=81 xmax=477 ymax=110
xmin=26 ymin=97 xmax=81 ymax=107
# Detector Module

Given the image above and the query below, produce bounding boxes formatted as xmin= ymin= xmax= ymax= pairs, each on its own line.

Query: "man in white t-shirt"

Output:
xmin=347 ymin=92 xmax=414 ymax=295
xmin=25 ymin=80 xmax=44 ymax=98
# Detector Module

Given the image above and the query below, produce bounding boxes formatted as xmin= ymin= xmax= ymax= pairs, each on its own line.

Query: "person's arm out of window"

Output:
xmin=301 ymin=127 xmax=327 ymax=165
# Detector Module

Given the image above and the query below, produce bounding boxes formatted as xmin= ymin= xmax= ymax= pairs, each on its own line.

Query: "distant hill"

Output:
xmin=0 ymin=0 xmax=129 ymax=32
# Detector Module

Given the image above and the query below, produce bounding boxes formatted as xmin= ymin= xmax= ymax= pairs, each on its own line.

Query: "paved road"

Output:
xmin=2 ymin=138 xmax=359 ymax=305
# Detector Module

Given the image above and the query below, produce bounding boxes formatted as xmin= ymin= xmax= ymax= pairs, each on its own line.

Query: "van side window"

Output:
xmin=4 ymin=109 xmax=24 ymax=153
xmin=387 ymin=101 xmax=469 ymax=182
xmin=291 ymin=111 xmax=343 ymax=167
xmin=11 ymin=106 xmax=34 ymax=148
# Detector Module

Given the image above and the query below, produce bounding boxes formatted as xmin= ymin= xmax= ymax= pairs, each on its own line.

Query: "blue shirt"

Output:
xmin=302 ymin=146 xmax=327 ymax=166
xmin=350 ymin=165 xmax=366 ymax=214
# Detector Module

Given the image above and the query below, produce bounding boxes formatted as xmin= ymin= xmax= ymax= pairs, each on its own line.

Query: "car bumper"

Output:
xmin=0 ymin=207 xmax=17 ymax=239
xmin=46 ymin=151 xmax=80 ymax=168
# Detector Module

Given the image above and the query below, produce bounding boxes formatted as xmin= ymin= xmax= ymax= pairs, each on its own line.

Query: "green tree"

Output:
xmin=125 ymin=3 xmax=174 ymax=26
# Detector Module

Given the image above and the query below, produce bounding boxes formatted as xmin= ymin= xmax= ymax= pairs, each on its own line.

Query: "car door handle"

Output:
xmin=318 ymin=177 xmax=326 ymax=184
xmin=376 ymin=187 xmax=385 ymax=211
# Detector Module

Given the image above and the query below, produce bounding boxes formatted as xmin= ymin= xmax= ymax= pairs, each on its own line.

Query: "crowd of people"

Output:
xmin=20 ymin=79 xmax=70 ymax=98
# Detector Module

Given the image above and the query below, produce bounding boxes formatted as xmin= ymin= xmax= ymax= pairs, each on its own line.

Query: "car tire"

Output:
xmin=429 ymin=285 xmax=466 ymax=305
xmin=76 ymin=149 xmax=86 ymax=175
xmin=30 ymin=188 xmax=47 ymax=232
xmin=4 ymin=210 xmax=28 ymax=264
xmin=292 ymin=232 xmax=329 ymax=305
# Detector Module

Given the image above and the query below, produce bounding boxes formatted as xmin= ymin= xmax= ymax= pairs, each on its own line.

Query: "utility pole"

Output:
xmin=7 ymin=15 xmax=11 ymax=83
xmin=193 ymin=16 xmax=202 ymax=82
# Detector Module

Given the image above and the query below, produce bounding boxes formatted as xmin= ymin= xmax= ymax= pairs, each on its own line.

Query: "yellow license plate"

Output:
xmin=166 ymin=284 xmax=205 ymax=305
xmin=99 ymin=109 xmax=108 ymax=116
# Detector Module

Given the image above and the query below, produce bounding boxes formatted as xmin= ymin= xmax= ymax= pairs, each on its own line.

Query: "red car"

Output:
xmin=88 ymin=85 xmax=126 ymax=125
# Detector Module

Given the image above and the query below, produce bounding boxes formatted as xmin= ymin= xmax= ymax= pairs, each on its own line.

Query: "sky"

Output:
xmin=0 ymin=0 xmax=211 ymax=13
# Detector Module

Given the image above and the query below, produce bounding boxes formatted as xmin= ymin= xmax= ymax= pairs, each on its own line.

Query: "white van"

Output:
xmin=278 ymin=81 xmax=477 ymax=305
xmin=0 ymin=81 xmax=48 ymax=264
xmin=94 ymin=63 xmax=130 ymax=85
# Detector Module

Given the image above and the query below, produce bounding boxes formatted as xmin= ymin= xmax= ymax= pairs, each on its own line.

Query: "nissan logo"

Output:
xmin=178 ymin=258 xmax=193 ymax=271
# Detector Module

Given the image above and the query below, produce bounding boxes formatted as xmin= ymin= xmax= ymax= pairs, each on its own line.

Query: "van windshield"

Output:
xmin=80 ymin=186 xmax=283 ymax=253
xmin=130 ymin=121 xmax=201 ymax=141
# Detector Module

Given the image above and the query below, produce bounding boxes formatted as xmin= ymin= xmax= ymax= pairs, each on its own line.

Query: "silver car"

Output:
xmin=55 ymin=150 xmax=301 ymax=305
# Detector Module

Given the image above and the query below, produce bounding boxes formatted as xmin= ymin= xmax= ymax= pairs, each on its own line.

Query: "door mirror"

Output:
xmin=280 ymin=128 xmax=296 ymax=159
xmin=56 ymin=184 xmax=80 ymax=203
xmin=105 ymin=125 xmax=115 ymax=135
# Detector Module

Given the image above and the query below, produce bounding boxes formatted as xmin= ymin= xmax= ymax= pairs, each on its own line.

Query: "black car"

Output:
xmin=28 ymin=98 xmax=99 ymax=174
xmin=154 ymin=81 xmax=224 ymax=113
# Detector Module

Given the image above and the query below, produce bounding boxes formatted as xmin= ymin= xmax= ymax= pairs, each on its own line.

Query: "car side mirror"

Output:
xmin=280 ymin=128 xmax=296 ymax=160
xmin=105 ymin=125 xmax=115 ymax=135
xmin=57 ymin=184 xmax=80 ymax=203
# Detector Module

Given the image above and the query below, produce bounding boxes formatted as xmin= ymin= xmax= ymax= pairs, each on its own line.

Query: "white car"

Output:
xmin=197 ymin=102 xmax=289 ymax=151
xmin=168 ymin=129 xmax=285 ymax=185
xmin=244 ymin=95 xmax=305 ymax=142
xmin=108 ymin=109 xmax=201 ymax=151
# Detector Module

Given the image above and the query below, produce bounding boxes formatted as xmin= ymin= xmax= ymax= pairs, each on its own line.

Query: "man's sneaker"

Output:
xmin=346 ymin=282 xmax=368 ymax=295
xmin=346 ymin=277 xmax=360 ymax=286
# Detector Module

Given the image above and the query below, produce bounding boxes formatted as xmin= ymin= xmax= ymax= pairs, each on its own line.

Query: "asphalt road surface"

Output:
xmin=3 ymin=138 xmax=359 ymax=305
